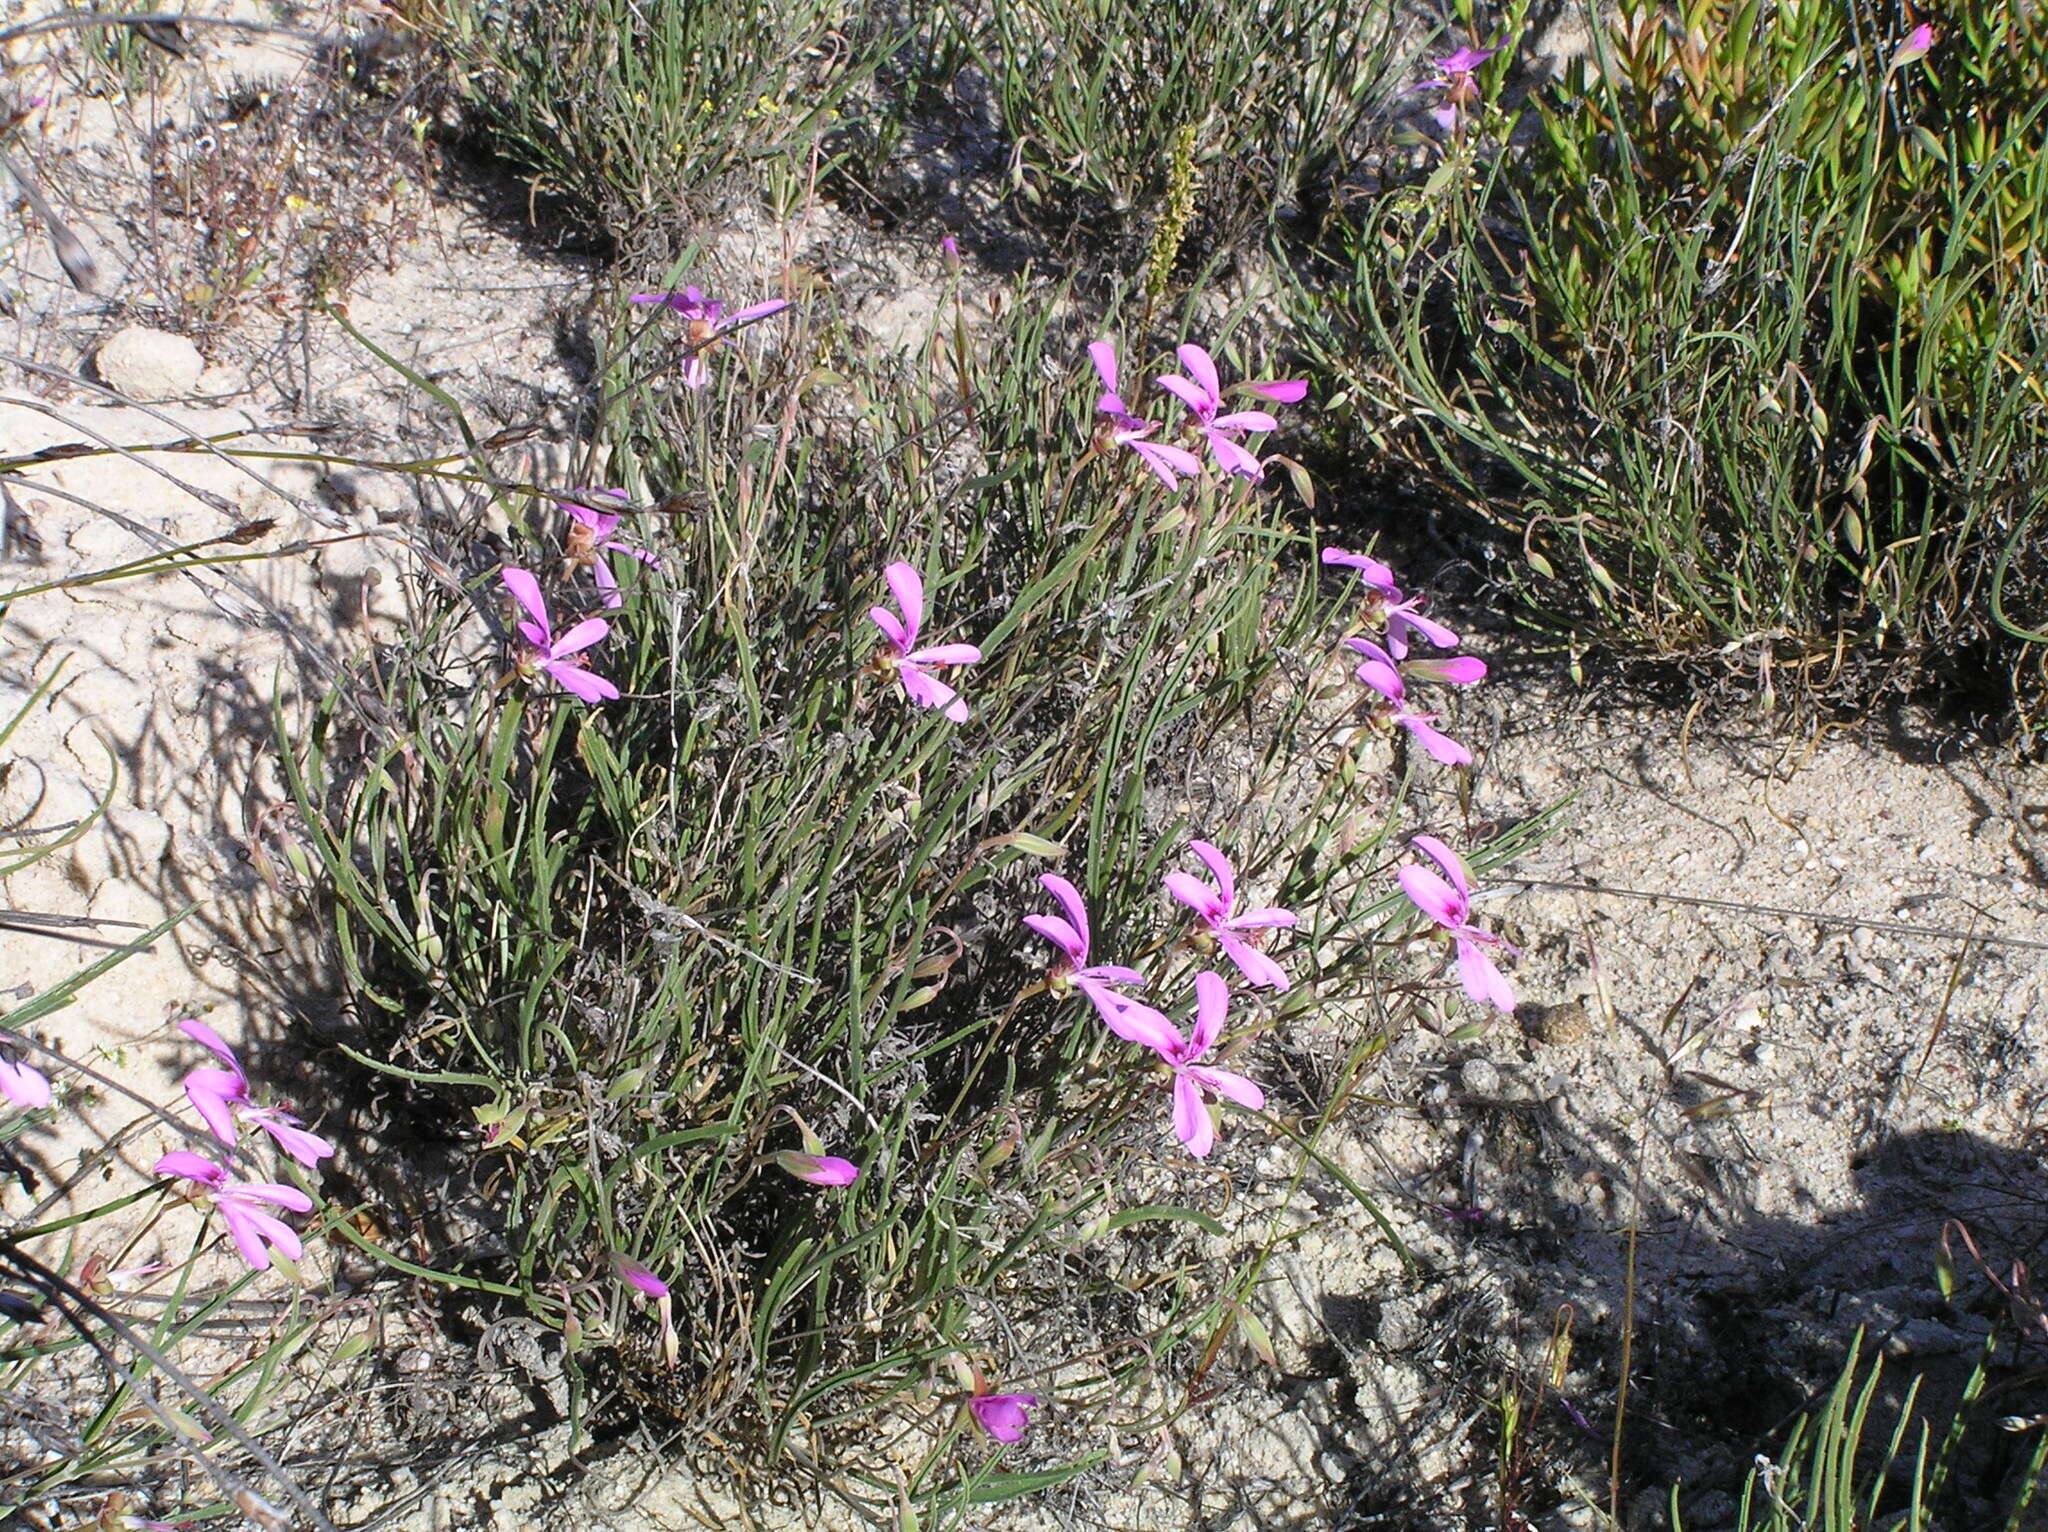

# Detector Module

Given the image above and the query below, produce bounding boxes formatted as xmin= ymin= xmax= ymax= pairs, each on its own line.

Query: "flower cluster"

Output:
xmin=494 ymin=284 xmax=793 ymax=709
xmin=1024 ymin=839 xmax=1289 ymax=1162
xmin=1089 ymin=340 xmax=1305 ymax=488
xmin=153 ymin=1019 xmax=333 ymax=1273
xmin=1322 ymin=545 xmax=1517 ymax=1013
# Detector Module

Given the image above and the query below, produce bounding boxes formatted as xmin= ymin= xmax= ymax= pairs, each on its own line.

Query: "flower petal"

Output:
xmin=908 ymin=643 xmax=982 ymax=668
xmin=1154 ymin=373 xmax=1213 ymax=417
xmin=897 ymin=666 xmax=960 ymax=715
xmin=1186 ymin=840 xmax=1235 ymax=907
xmin=547 ymin=662 xmax=621 ymax=704
xmin=1088 ymin=340 xmax=1119 ymax=396
xmin=1189 ymin=970 xmax=1230 ymax=1057
xmin=1457 ymin=938 xmax=1517 ymax=1014
xmin=257 ymin=1116 xmax=335 ymax=1168
xmin=1218 ymin=931 xmax=1289 ymax=991
xmin=1204 ymin=431 xmax=1265 ymax=480
xmin=1188 ymin=1063 xmax=1265 ymax=1112
xmin=723 ymin=297 xmax=789 ymax=326
xmin=869 ymin=606 xmax=908 ymax=650
xmin=1210 ymin=409 xmax=1279 ymax=434
xmin=1398 ymin=863 xmax=1465 ymax=929
xmin=499 ymin=567 xmax=549 ymax=635
xmin=183 ymin=1070 xmax=244 ymax=1145
xmin=1163 ymin=870 xmax=1222 ymax=920
xmin=1037 ymin=875 xmax=1091 ymax=955
xmin=1400 ymin=712 xmax=1473 ymax=765
xmin=0 ymin=1059 xmax=51 ymax=1109
xmin=1410 ymin=834 xmax=1472 ymax=898
xmin=883 ymin=562 xmax=925 ymax=647
xmin=153 ymin=1151 xmax=225 ymax=1186
xmin=1247 ymin=378 xmax=1308 ymax=403
xmin=1130 ymin=440 xmax=1204 ymax=490
xmin=1085 ymin=984 xmax=1182 ymax=1056
xmin=551 ymin=617 xmax=612 ymax=661
xmin=1173 ymin=1073 xmax=1215 ymax=1158
xmin=1174 ymin=344 xmax=1221 ymax=406
xmin=1022 ymin=912 xmax=1085 ymax=962
xmin=969 ymin=1393 xmax=1039 ymax=1443
xmin=1390 ymin=608 xmax=1460 ymax=652
xmin=1230 ymin=906 xmax=1297 ymax=929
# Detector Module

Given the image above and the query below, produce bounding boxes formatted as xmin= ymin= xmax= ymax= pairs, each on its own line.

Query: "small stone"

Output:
xmin=1520 ymin=998 xmax=1592 ymax=1046
xmin=1460 ymin=1058 xmax=1501 ymax=1096
xmin=93 ymin=326 xmax=205 ymax=401
xmin=1377 ymin=1294 xmax=1426 ymax=1353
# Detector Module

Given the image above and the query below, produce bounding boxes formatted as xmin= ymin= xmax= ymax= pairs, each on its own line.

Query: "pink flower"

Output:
xmin=1088 ymin=340 xmax=1204 ymax=491
xmin=1154 ymin=345 xmax=1302 ymax=482
xmin=1342 ymin=637 xmax=1481 ymax=764
xmin=773 ymin=1108 xmax=862 ymax=1186
xmin=0 ymin=1056 xmax=51 ymax=1110
xmin=152 ymin=1151 xmax=313 ymax=1273
xmin=612 ymin=1253 xmax=678 ymax=1366
xmin=969 ymin=1389 xmax=1041 ymax=1443
xmin=558 ymin=489 xmax=659 ymax=610
xmin=1138 ymin=972 xmax=1266 ymax=1159
xmin=1892 ymin=22 xmax=1935 ymax=65
xmin=869 ymin=562 xmax=983 ymax=724
xmin=500 ymin=568 xmax=620 ymax=704
xmin=1344 ymin=636 xmax=1486 ymax=697
xmin=1397 ymin=835 xmax=1516 ymax=1013
xmin=1163 ymin=840 xmax=1296 ymax=990
xmin=178 ymin=1020 xmax=333 ymax=1169
xmin=773 ymin=1151 xmax=860 ymax=1186
xmin=629 ymin=284 xmax=790 ymax=390
xmin=1023 ymin=874 xmax=1172 ymax=1044
xmin=1412 ymin=40 xmax=1501 ymax=131
xmin=1321 ymin=547 xmax=1462 ymax=658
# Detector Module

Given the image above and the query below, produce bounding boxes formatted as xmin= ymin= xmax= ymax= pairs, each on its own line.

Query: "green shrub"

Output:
xmin=1291 ymin=0 xmax=2048 ymax=726
xmin=290 ymin=279 xmax=1520 ymax=1498
xmin=434 ymin=0 xmax=908 ymax=236
xmin=960 ymin=0 xmax=1400 ymax=245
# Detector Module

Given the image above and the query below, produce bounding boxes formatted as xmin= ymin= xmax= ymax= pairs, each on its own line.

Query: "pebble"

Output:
xmin=1460 ymin=1058 xmax=1501 ymax=1096
xmin=93 ymin=325 xmax=204 ymax=400
xmin=1520 ymin=998 xmax=1592 ymax=1045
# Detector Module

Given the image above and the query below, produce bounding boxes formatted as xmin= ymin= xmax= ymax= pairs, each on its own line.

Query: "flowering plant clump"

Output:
xmin=1411 ymin=39 xmax=1500 ymax=130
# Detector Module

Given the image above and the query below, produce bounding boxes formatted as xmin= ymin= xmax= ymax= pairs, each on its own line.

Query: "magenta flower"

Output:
xmin=178 ymin=1020 xmax=333 ymax=1169
xmin=1154 ymin=345 xmax=1301 ymax=481
xmin=869 ymin=562 xmax=983 ymax=724
xmin=1397 ymin=835 xmax=1516 ymax=1013
xmin=1023 ymin=874 xmax=1172 ymax=1044
xmin=969 ymin=1390 xmax=1041 ymax=1443
xmin=629 ymin=284 xmax=789 ymax=390
xmin=1139 ymin=972 xmax=1266 ymax=1159
xmin=1413 ymin=40 xmax=1501 ymax=131
xmin=1321 ymin=546 xmax=1462 ymax=657
xmin=773 ymin=1108 xmax=861 ymax=1186
xmin=1892 ymin=22 xmax=1935 ymax=66
xmin=1087 ymin=341 xmax=1203 ymax=491
xmin=612 ymin=1253 xmax=679 ymax=1366
xmin=1164 ymin=840 xmax=1296 ymax=991
xmin=152 ymin=1151 xmax=313 ymax=1273
xmin=1344 ymin=636 xmax=1486 ymax=698
xmin=500 ymin=567 xmax=620 ymax=704
xmin=0 ymin=1056 xmax=51 ymax=1110
xmin=1341 ymin=637 xmax=1477 ymax=764
xmin=559 ymin=489 xmax=659 ymax=610
xmin=774 ymin=1151 xmax=861 ymax=1186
